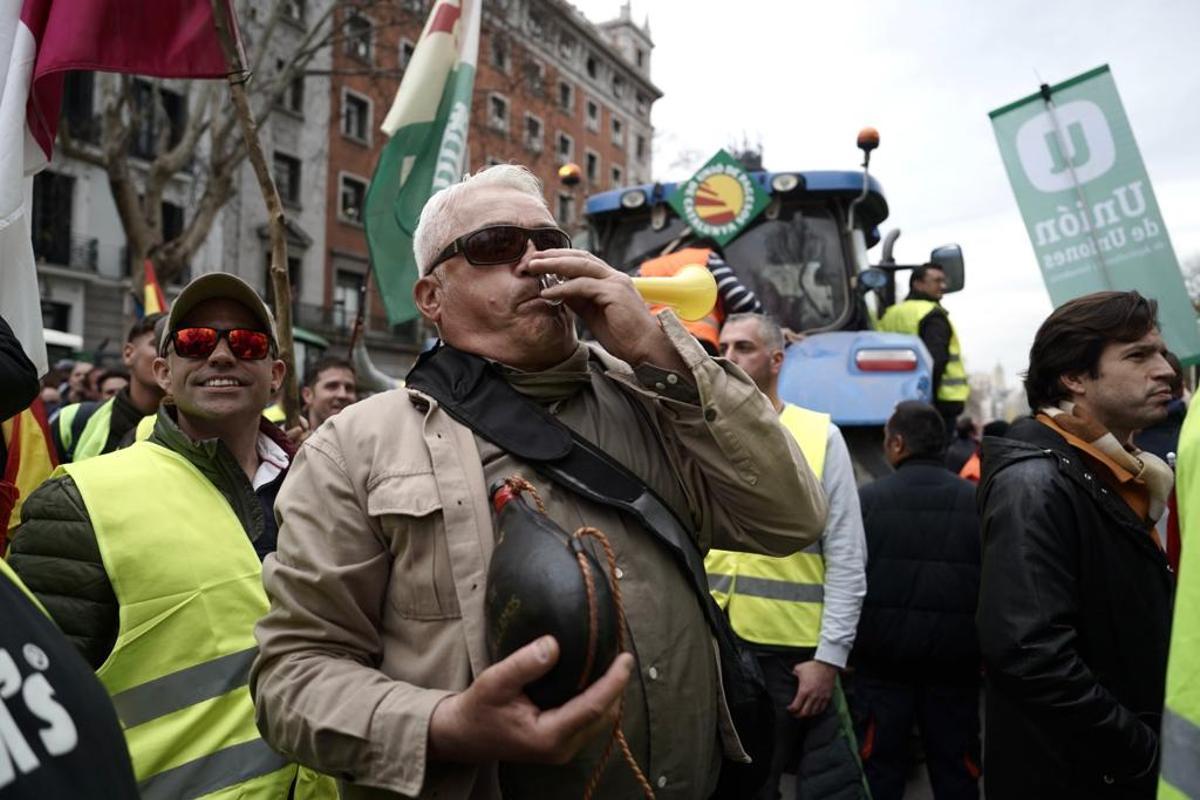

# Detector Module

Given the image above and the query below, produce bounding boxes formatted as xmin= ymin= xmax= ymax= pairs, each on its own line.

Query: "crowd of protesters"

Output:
xmin=0 ymin=165 xmax=1196 ymax=800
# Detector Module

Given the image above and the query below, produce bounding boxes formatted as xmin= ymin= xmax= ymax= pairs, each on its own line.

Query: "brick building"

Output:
xmin=321 ymin=0 xmax=661 ymax=374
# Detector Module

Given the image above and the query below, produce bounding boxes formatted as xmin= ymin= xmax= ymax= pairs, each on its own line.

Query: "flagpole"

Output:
xmin=209 ymin=0 xmax=301 ymax=428
xmin=1039 ymin=81 xmax=1113 ymax=290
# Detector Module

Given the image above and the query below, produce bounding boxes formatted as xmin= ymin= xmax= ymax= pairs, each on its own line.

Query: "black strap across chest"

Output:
xmin=404 ymin=344 xmax=734 ymax=650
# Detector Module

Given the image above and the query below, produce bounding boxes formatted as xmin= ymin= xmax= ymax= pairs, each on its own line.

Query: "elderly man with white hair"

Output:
xmin=251 ymin=165 xmax=827 ymax=799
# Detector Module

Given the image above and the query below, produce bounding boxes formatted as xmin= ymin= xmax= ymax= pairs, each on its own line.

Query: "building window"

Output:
xmin=524 ymin=60 xmax=545 ymax=97
xmin=62 ymin=71 xmax=99 ymax=144
xmin=285 ymin=73 xmax=304 ymax=113
xmin=333 ymin=271 xmax=364 ymax=328
xmin=130 ymin=80 xmax=186 ymax=160
xmin=635 ymin=133 xmax=646 ymax=162
xmin=585 ymin=54 xmax=597 ymax=79
xmin=264 ymin=255 xmax=301 ymax=310
xmin=612 ymin=74 xmax=625 ymax=99
xmin=523 ymin=114 xmax=543 ymax=153
xmin=344 ymin=12 xmax=372 ymax=63
xmin=636 ymin=48 xmax=645 ymax=68
xmin=488 ymin=93 xmax=509 ymax=134
xmin=491 ymin=35 xmax=509 ymax=72
xmin=585 ymin=99 xmax=599 ymax=132
xmin=399 ymin=38 xmax=415 ymax=69
xmin=556 ymin=131 xmax=573 ymax=164
xmin=282 ymin=0 xmax=305 ymax=24
xmin=528 ymin=9 xmax=546 ymax=36
xmin=162 ymin=201 xmax=185 ymax=242
xmin=41 ymin=300 xmax=70 ymax=333
xmin=559 ymin=34 xmax=576 ymax=60
xmin=339 ymin=173 xmax=368 ymax=223
xmin=636 ymin=92 xmax=649 ymax=118
xmin=558 ymin=80 xmax=574 ymax=113
xmin=342 ymin=90 xmax=371 ymax=143
xmin=31 ymin=171 xmax=74 ymax=267
xmin=273 ymin=152 xmax=302 ymax=207
xmin=275 ymin=59 xmax=304 ymax=114
xmin=611 ymin=165 xmax=623 ymax=187
xmin=611 ymin=116 xmax=623 ymax=147
xmin=557 ymin=192 xmax=575 ymax=225
xmin=585 ymin=150 xmax=599 ymax=184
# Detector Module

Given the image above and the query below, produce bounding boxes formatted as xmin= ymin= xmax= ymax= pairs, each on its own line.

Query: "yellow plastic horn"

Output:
xmin=632 ymin=264 xmax=718 ymax=322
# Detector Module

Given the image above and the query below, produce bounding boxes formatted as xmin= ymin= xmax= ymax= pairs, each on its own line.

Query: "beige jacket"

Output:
xmin=251 ymin=314 xmax=827 ymax=798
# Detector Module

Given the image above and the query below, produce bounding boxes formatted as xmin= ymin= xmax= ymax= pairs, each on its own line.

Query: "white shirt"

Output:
xmin=813 ymin=424 xmax=868 ymax=668
xmin=252 ymin=432 xmax=290 ymax=490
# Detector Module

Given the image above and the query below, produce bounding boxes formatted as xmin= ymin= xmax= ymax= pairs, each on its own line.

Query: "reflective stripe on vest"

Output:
xmin=63 ymin=442 xmax=333 ymax=800
xmin=705 ymin=404 xmax=830 ymax=647
xmin=640 ymin=247 xmax=722 ymax=350
xmin=877 ymin=299 xmax=969 ymax=403
xmin=1160 ymin=399 xmax=1200 ymax=799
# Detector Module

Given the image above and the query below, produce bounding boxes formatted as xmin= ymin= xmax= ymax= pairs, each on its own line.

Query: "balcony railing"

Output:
xmin=293 ymin=302 xmax=414 ymax=342
xmin=33 ymin=232 xmax=98 ymax=271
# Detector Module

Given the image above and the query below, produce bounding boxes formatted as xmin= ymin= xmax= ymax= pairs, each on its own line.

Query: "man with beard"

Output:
xmin=977 ymin=291 xmax=1175 ymax=798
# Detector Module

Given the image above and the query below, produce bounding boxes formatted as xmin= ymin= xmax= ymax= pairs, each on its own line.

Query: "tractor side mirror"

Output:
xmin=856 ymin=268 xmax=888 ymax=294
xmin=930 ymin=244 xmax=965 ymax=293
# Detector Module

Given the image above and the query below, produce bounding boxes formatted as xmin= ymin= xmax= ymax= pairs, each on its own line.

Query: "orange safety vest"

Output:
xmin=959 ymin=450 xmax=980 ymax=483
xmin=639 ymin=247 xmax=723 ymax=351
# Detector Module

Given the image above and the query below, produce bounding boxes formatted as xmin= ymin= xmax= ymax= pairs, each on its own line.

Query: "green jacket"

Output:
xmin=7 ymin=405 xmax=292 ymax=668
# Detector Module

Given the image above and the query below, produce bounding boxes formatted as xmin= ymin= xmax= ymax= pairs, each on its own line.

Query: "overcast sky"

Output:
xmin=571 ymin=0 xmax=1200 ymax=383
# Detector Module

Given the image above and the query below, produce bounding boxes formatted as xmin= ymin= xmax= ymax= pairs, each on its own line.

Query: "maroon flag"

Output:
xmin=22 ymin=0 xmax=235 ymax=160
xmin=0 ymin=0 xmax=238 ymax=376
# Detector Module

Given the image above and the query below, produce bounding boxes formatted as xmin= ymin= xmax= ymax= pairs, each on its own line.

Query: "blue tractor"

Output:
xmin=583 ymin=132 xmax=965 ymax=480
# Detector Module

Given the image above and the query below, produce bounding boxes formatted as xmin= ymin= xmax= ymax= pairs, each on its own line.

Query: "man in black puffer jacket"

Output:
xmin=978 ymin=291 xmax=1174 ymax=799
xmin=850 ymin=401 xmax=981 ymax=800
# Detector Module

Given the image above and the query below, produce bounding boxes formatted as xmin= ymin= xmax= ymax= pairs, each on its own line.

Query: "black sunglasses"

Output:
xmin=428 ymin=225 xmax=571 ymax=272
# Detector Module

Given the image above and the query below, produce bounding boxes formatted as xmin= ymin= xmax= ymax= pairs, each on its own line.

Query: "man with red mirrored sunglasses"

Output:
xmin=9 ymin=273 xmax=336 ymax=799
xmin=252 ymin=164 xmax=829 ymax=799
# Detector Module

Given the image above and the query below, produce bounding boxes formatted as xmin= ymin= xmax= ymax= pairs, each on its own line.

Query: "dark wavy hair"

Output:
xmin=1024 ymin=291 xmax=1159 ymax=411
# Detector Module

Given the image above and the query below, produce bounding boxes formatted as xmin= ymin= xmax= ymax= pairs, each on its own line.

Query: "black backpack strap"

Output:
xmin=406 ymin=344 xmax=718 ymax=629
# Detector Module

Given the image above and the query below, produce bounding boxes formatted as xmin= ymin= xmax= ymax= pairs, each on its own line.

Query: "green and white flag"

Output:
xmin=365 ymin=0 xmax=480 ymax=325
xmin=989 ymin=65 xmax=1200 ymax=361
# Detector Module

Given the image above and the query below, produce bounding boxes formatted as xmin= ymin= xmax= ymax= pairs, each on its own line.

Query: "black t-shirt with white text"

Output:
xmin=0 ymin=567 xmax=137 ymax=797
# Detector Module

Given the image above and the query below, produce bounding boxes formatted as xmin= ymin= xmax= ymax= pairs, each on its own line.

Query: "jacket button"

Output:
xmin=1103 ymin=775 xmax=1114 ymax=785
xmin=704 ymin=408 xmax=718 ymax=422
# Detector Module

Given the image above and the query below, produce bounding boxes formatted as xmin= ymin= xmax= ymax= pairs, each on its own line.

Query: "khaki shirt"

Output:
xmin=251 ymin=314 xmax=827 ymax=799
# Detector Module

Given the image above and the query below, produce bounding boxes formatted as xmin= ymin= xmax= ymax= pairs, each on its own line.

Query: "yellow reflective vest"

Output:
xmin=62 ymin=442 xmax=335 ymax=800
xmin=877 ymin=298 xmax=969 ymax=403
xmin=1160 ymin=400 xmax=1200 ymax=798
xmin=55 ymin=398 xmax=115 ymax=462
xmin=705 ymin=404 xmax=829 ymax=647
xmin=55 ymin=398 xmax=155 ymax=462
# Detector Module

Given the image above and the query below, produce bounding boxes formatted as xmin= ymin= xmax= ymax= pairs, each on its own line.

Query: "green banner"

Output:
xmin=989 ymin=64 xmax=1200 ymax=361
xmin=365 ymin=0 xmax=480 ymax=325
xmin=668 ymin=150 xmax=771 ymax=246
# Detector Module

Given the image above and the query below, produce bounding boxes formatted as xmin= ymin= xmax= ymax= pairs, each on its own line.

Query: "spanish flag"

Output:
xmin=1 ymin=398 xmax=59 ymax=549
xmin=142 ymin=259 xmax=168 ymax=316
